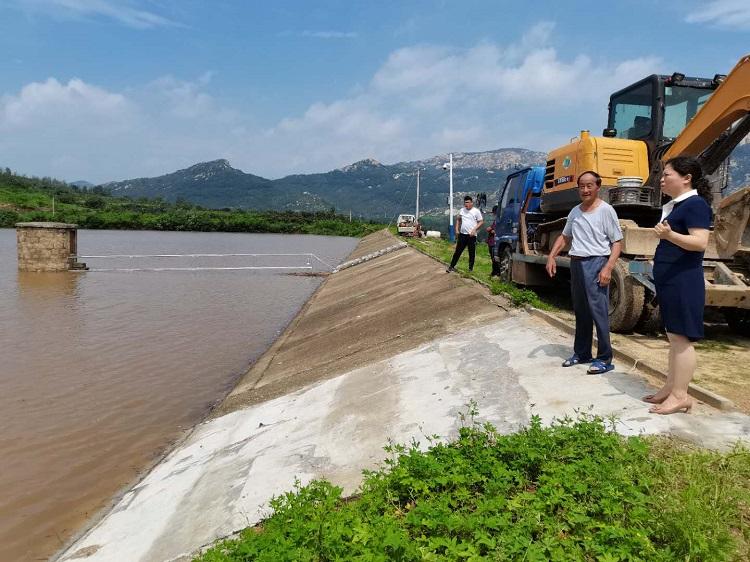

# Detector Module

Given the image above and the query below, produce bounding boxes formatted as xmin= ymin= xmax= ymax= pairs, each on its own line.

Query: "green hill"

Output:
xmin=0 ymin=170 xmax=382 ymax=237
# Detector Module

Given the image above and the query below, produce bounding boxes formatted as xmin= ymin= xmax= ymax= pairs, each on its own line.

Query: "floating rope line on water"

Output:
xmin=80 ymin=252 xmax=322 ymax=259
xmin=78 ymin=265 xmax=314 ymax=273
xmin=74 ymin=252 xmax=334 ymax=273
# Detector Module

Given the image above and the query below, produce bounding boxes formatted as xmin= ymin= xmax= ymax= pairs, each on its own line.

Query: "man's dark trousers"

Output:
xmin=450 ymin=233 xmax=476 ymax=270
xmin=570 ymin=256 xmax=612 ymax=362
xmin=488 ymin=244 xmax=501 ymax=276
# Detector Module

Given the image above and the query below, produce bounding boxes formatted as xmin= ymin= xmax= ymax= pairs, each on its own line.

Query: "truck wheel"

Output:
xmin=724 ymin=308 xmax=750 ymax=337
xmin=498 ymin=247 xmax=512 ymax=283
xmin=635 ymin=301 xmax=662 ymax=335
xmin=608 ymin=259 xmax=644 ymax=333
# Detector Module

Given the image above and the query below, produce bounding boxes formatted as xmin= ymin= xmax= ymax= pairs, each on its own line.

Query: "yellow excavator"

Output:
xmin=507 ymin=54 xmax=750 ymax=333
xmin=543 ymin=54 xmax=750 ymax=221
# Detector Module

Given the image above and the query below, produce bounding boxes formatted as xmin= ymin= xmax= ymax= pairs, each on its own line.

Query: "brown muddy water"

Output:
xmin=0 ymin=229 xmax=357 ymax=562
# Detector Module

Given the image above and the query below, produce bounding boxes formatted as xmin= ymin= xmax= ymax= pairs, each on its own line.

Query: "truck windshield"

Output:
xmin=662 ymin=85 xmax=713 ymax=139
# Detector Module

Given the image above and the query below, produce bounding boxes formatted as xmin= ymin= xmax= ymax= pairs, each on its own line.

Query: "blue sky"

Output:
xmin=1 ymin=0 xmax=749 ymax=183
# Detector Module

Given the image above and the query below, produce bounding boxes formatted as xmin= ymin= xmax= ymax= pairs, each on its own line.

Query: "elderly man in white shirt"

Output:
xmin=447 ymin=195 xmax=484 ymax=273
xmin=546 ymin=171 xmax=623 ymax=375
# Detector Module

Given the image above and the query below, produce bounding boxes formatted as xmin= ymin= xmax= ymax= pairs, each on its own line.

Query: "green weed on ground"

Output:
xmin=694 ymin=340 xmax=732 ymax=353
xmin=195 ymin=413 xmax=750 ymax=562
xmin=401 ymin=233 xmax=551 ymax=310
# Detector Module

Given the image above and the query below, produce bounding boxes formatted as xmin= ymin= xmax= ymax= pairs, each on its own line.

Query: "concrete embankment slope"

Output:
xmin=57 ymin=231 xmax=750 ymax=562
xmin=217 ymin=229 xmax=507 ymax=415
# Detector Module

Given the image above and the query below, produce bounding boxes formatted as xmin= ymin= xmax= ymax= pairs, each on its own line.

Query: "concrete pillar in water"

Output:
xmin=15 ymin=222 xmax=88 ymax=272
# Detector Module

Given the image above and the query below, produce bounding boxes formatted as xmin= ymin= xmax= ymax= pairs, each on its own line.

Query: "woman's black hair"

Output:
xmin=665 ymin=155 xmax=713 ymax=205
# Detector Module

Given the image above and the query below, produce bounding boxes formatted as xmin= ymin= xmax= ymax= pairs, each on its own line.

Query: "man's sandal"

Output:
xmin=561 ymin=355 xmax=591 ymax=367
xmin=587 ymin=359 xmax=615 ymax=375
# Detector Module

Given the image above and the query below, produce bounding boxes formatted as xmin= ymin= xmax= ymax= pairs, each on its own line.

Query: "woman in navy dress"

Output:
xmin=643 ymin=156 xmax=712 ymax=414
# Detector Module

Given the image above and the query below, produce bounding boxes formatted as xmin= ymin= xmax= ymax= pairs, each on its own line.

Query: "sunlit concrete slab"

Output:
xmin=57 ymin=315 xmax=750 ymax=562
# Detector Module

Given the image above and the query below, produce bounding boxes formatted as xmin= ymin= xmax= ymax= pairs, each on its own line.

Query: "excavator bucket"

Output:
xmin=714 ymin=185 xmax=750 ymax=259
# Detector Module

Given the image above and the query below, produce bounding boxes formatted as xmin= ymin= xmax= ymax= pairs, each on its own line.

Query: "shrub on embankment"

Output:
xmin=196 ymin=413 xmax=750 ymax=562
xmin=0 ymin=172 xmax=384 ymax=237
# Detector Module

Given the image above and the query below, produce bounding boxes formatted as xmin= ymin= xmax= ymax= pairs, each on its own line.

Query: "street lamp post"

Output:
xmin=443 ymin=153 xmax=455 ymax=242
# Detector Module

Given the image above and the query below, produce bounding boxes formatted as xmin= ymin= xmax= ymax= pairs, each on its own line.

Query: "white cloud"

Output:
xmin=145 ymin=75 xmax=218 ymax=119
xmin=0 ymin=77 xmax=133 ymax=129
xmin=0 ymin=26 xmax=662 ymax=183
xmin=16 ymin=0 xmax=183 ymax=29
xmin=686 ymin=0 xmax=750 ymax=31
xmin=372 ymin=27 xmax=658 ymax=108
xmin=0 ymin=76 xmax=224 ymax=181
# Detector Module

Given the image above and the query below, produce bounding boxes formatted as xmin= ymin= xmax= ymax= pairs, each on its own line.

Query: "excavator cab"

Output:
xmin=607 ymin=73 xmax=720 ymax=158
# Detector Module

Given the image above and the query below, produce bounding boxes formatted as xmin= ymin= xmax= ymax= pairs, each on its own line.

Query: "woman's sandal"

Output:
xmin=586 ymin=359 xmax=615 ymax=375
xmin=561 ymin=355 xmax=591 ymax=367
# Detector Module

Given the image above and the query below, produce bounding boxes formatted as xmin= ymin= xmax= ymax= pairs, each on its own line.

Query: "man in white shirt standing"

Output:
xmin=546 ymin=171 xmax=623 ymax=375
xmin=447 ymin=195 xmax=484 ymax=272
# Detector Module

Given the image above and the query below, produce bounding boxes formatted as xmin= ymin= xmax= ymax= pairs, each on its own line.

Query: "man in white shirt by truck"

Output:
xmin=546 ymin=171 xmax=623 ymax=375
xmin=447 ymin=195 xmax=484 ymax=272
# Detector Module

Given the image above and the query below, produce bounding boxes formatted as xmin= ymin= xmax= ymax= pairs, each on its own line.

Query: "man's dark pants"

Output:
xmin=488 ymin=244 xmax=501 ymax=276
xmin=570 ymin=256 xmax=612 ymax=363
xmin=450 ymin=233 xmax=476 ymax=270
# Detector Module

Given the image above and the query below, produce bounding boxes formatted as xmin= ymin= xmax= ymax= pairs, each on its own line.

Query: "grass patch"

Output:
xmin=196 ymin=411 xmax=750 ymax=561
xmin=694 ymin=340 xmax=733 ymax=353
xmin=401 ymin=233 xmax=552 ymax=310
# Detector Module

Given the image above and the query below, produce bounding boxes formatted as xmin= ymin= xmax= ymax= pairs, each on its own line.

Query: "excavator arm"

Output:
xmin=664 ymin=54 xmax=750 ymax=165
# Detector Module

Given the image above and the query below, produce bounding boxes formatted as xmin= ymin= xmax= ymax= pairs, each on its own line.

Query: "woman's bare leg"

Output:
xmin=650 ymin=332 xmax=695 ymax=414
xmin=643 ymin=339 xmax=675 ymax=403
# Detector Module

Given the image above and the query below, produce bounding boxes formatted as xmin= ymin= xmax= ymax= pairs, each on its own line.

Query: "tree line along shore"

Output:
xmin=0 ymin=170 xmax=384 ymax=237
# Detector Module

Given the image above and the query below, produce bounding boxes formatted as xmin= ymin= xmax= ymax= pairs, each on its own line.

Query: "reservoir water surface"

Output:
xmin=0 ymin=229 xmax=357 ymax=562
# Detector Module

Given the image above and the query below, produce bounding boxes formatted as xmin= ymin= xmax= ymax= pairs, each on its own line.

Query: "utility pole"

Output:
xmin=415 ymin=168 xmax=420 ymax=221
xmin=449 ymin=153 xmax=454 ymax=241
xmin=443 ymin=153 xmax=454 ymax=242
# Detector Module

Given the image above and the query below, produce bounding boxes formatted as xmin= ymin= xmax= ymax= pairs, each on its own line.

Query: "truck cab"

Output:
xmin=494 ymin=166 xmax=545 ymax=280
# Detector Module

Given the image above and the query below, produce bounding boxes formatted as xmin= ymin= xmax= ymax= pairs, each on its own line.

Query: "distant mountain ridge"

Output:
xmin=105 ymin=148 xmax=547 ymax=218
xmin=103 ymin=145 xmax=750 ymax=218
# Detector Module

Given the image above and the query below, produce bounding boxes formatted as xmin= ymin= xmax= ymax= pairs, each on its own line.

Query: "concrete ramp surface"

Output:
xmin=57 ymin=315 xmax=750 ymax=562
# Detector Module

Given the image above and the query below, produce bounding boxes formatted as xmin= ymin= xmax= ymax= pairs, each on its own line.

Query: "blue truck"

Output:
xmin=492 ymin=166 xmax=545 ymax=283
